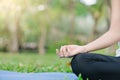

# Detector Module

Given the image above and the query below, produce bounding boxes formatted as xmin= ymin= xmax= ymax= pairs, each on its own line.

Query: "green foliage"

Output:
xmin=78 ymin=74 xmax=89 ymax=80
xmin=78 ymin=74 xmax=83 ymax=80
xmin=0 ymin=0 xmax=110 ymax=53
xmin=75 ymin=3 xmax=88 ymax=16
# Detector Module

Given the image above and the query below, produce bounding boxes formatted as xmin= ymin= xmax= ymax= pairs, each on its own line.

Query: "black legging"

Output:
xmin=71 ymin=53 xmax=120 ymax=80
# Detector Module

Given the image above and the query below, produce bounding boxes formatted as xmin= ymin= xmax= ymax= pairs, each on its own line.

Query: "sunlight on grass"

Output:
xmin=0 ymin=52 xmax=72 ymax=73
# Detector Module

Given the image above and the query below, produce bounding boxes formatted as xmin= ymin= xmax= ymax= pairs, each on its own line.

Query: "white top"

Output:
xmin=116 ymin=42 xmax=120 ymax=57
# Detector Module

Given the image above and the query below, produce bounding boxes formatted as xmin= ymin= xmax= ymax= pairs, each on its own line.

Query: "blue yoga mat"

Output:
xmin=0 ymin=70 xmax=78 ymax=80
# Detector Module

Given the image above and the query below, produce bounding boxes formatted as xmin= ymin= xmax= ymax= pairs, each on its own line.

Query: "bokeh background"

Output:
xmin=0 ymin=0 xmax=116 ymax=72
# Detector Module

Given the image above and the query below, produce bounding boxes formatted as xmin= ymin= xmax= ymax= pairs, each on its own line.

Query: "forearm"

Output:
xmin=84 ymin=30 xmax=120 ymax=52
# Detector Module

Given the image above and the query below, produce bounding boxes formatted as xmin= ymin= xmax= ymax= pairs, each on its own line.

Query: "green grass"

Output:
xmin=0 ymin=49 xmax=113 ymax=73
xmin=0 ymin=52 xmax=72 ymax=73
xmin=0 ymin=50 xmax=114 ymax=80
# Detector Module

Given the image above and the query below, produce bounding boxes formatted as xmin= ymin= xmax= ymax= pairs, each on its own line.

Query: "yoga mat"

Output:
xmin=0 ymin=70 xmax=78 ymax=80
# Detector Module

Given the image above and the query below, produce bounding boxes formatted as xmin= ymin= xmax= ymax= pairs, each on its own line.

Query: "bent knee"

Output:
xmin=71 ymin=53 xmax=94 ymax=63
xmin=71 ymin=53 xmax=92 ymax=75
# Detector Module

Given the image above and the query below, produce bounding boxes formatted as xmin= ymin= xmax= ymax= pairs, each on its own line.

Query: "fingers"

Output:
xmin=66 ymin=48 xmax=71 ymax=58
xmin=56 ymin=45 xmax=71 ymax=58
xmin=60 ymin=46 xmax=65 ymax=57
xmin=56 ymin=45 xmax=83 ymax=58
xmin=56 ymin=49 xmax=62 ymax=58
xmin=56 ymin=49 xmax=59 ymax=56
xmin=56 ymin=48 xmax=64 ymax=58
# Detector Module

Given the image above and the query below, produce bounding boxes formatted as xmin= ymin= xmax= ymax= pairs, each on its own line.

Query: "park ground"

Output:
xmin=0 ymin=52 xmax=72 ymax=73
xmin=0 ymin=49 xmax=115 ymax=73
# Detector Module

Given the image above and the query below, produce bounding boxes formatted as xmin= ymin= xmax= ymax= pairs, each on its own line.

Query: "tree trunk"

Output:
xmin=8 ymin=23 xmax=19 ymax=53
xmin=38 ymin=26 xmax=47 ymax=54
xmin=68 ymin=0 xmax=75 ymax=44
xmin=38 ymin=0 xmax=50 ymax=54
xmin=106 ymin=0 xmax=111 ymax=30
xmin=90 ymin=15 xmax=99 ymax=41
xmin=5 ymin=20 xmax=19 ymax=53
xmin=15 ymin=12 xmax=23 ymax=51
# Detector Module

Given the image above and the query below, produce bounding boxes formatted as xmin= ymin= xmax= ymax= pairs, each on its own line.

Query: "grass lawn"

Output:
xmin=0 ymin=52 xmax=72 ymax=73
xmin=0 ymin=50 xmax=115 ymax=80
xmin=0 ymin=49 xmax=115 ymax=73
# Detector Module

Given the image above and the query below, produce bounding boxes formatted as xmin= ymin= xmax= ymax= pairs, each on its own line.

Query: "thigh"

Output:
xmin=89 ymin=61 xmax=120 ymax=80
xmin=88 ymin=53 xmax=120 ymax=63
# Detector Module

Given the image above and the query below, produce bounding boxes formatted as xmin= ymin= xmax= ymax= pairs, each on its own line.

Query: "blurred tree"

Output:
xmin=0 ymin=0 xmax=112 ymax=54
xmin=105 ymin=0 xmax=111 ymax=30
xmin=88 ymin=0 xmax=106 ymax=40
xmin=38 ymin=0 xmax=49 ymax=54
xmin=68 ymin=0 xmax=75 ymax=44
xmin=5 ymin=0 xmax=23 ymax=53
xmin=4 ymin=1 xmax=18 ymax=53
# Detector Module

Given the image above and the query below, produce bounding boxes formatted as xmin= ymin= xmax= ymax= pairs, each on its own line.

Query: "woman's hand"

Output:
xmin=56 ymin=45 xmax=86 ymax=58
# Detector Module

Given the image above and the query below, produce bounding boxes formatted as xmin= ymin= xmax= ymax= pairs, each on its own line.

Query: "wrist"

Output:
xmin=82 ymin=45 xmax=89 ymax=53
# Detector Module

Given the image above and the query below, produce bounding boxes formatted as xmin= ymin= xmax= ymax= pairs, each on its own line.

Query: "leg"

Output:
xmin=71 ymin=53 xmax=120 ymax=80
